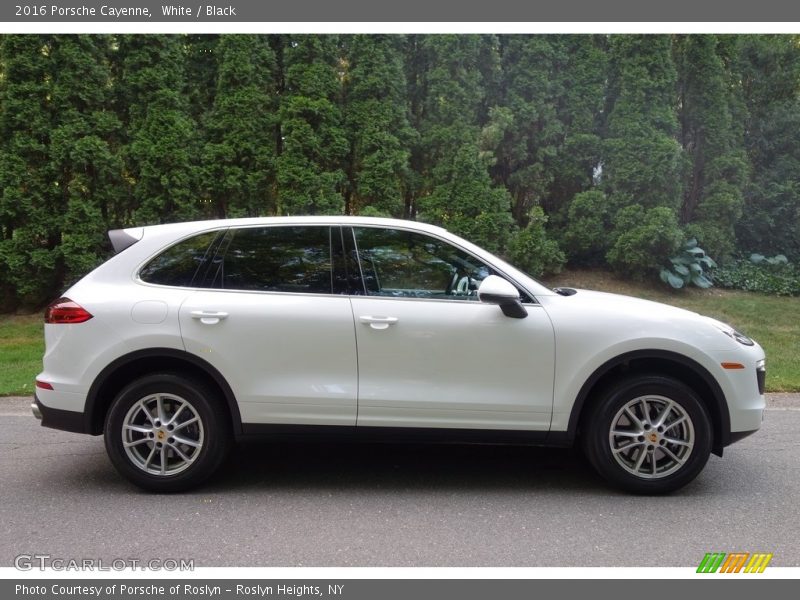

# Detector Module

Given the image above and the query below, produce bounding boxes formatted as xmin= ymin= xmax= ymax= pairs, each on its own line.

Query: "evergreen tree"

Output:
xmin=485 ymin=35 xmax=605 ymax=267
xmin=423 ymin=142 xmax=514 ymax=253
xmin=561 ymin=190 xmax=614 ymax=266
xmin=490 ymin=36 xmax=562 ymax=224
xmin=117 ymin=35 xmax=199 ymax=223
xmin=604 ymin=35 xmax=683 ymax=211
xmin=416 ymin=35 xmax=485 ymax=166
xmin=607 ymin=205 xmax=684 ymax=278
xmin=276 ymin=35 xmax=347 ymax=215
xmin=548 ymin=35 xmax=607 ymax=219
xmin=2 ymin=33 xmax=800 ymax=307
xmin=49 ymin=35 xmax=125 ymax=284
xmin=508 ymin=206 xmax=566 ymax=277
xmin=403 ymin=34 xmax=428 ymax=219
xmin=202 ymin=35 xmax=278 ymax=217
xmin=602 ymin=36 xmax=684 ymax=275
xmin=736 ymin=35 xmax=800 ymax=259
xmin=413 ymin=35 xmax=513 ymax=252
xmin=341 ymin=35 xmax=413 ymax=217
xmin=0 ymin=35 xmax=58 ymax=307
xmin=185 ymin=35 xmax=219 ymax=126
xmin=676 ymin=34 xmax=748 ymax=260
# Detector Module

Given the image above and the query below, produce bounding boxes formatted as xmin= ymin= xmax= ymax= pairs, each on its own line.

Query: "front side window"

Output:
xmin=139 ymin=231 xmax=220 ymax=287
xmin=214 ymin=226 xmax=332 ymax=294
xmin=352 ymin=227 xmax=494 ymax=300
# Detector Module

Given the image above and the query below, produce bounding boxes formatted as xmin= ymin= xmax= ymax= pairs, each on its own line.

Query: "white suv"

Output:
xmin=33 ymin=217 xmax=766 ymax=493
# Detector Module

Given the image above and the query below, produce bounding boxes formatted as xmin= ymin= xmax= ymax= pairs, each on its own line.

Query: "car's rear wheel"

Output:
xmin=582 ymin=375 xmax=712 ymax=494
xmin=104 ymin=373 xmax=231 ymax=492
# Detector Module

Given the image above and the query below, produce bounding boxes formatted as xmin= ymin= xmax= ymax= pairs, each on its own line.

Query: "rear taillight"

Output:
xmin=44 ymin=298 xmax=93 ymax=324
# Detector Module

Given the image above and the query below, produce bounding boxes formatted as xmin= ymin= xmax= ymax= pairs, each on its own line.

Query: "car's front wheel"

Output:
xmin=582 ymin=375 xmax=712 ymax=494
xmin=104 ymin=373 xmax=231 ymax=492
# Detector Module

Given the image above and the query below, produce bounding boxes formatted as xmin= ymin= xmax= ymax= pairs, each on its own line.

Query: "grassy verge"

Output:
xmin=0 ymin=314 xmax=43 ymax=396
xmin=543 ymin=270 xmax=800 ymax=392
xmin=1 ymin=272 xmax=797 ymax=394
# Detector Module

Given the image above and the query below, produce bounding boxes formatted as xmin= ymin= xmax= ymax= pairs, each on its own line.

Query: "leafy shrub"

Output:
xmin=419 ymin=142 xmax=514 ymax=254
xmin=686 ymin=175 xmax=746 ymax=261
xmin=606 ymin=205 xmax=683 ymax=279
xmin=749 ymin=253 xmax=788 ymax=266
xmin=684 ymin=221 xmax=732 ymax=264
xmin=561 ymin=190 xmax=613 ymax=265
xmin=659 ymin=238 xmax=716 ymax=289
xmin=714 ymin=255 xmax=800 ymax=296
xmin=508 ymin=207 xmax=566 ymax=278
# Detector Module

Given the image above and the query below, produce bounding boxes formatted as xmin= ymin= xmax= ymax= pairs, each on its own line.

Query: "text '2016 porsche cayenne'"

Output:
xmin=33 ymin=217 xmax=766 ymax=493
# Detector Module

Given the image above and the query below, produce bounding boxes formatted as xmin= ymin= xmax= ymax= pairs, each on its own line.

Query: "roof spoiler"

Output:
xmin=108 ymin=227 xmax=144 ymax=254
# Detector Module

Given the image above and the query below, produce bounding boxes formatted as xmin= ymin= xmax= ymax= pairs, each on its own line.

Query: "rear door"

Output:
xmin=178 ymin=225 xmax=358 ymax=426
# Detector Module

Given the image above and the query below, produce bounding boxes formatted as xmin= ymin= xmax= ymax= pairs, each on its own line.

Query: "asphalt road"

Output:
xmin=1 ymin=395 xmax=799 ymax=567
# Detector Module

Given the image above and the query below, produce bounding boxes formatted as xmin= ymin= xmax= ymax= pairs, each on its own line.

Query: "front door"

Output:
xmin=349 ymin=226 xmax=554 ymax=431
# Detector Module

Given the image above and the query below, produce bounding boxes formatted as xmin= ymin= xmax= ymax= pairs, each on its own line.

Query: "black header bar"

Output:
xmin=3 ymin=0 xmax=800 ymax=23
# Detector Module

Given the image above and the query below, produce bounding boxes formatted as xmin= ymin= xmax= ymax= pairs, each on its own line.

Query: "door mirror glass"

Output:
xmin=478 ymin=275 xmax=527 ymax=319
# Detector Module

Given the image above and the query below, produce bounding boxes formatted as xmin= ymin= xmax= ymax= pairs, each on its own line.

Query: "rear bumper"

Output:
xmin=33 ymin=394 xmax=88 ymax=434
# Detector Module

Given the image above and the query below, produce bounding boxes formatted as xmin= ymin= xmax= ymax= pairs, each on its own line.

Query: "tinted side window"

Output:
xmin=139 ymin=231 xmax=220 ymax=287
xmin=353 ymin=227 xmax=494 ymax=300
xmin=219 ymin=226 xmax=332 ymax=294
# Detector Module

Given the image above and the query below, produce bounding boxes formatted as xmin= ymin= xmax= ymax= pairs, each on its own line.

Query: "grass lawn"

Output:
xmin=0 ymin=272 xmax=797 ymax=394
xmin=0 ymin=313 xmax=43 ymax=396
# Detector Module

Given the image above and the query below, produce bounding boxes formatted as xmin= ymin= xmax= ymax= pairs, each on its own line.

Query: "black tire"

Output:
xmin=581 ymin=375 xmax=712 ymax=494
xmin=104 ymin=373 xmax=231 ymax=492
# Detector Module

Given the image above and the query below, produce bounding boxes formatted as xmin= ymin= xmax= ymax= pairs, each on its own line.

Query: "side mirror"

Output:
xmin=477 ymin=275 xmax=528 ymax=319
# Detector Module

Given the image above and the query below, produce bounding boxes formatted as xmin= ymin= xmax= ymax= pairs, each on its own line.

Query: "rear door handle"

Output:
xmin=359 ymin=315 xmax=399 ymax=330
xmin=190 ymin=310 xmax=229 ymax=325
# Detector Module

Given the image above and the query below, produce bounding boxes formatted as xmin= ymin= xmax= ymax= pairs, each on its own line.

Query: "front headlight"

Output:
xmin=709 ymin=319 xmax=755 ymax=346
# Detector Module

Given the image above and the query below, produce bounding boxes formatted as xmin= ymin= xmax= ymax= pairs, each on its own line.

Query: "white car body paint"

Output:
xmin=36 ymin=216 xmax=765 ymax=444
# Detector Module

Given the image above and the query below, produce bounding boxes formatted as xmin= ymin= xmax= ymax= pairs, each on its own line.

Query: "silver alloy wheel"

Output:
xmin=608 ymin=395 xmax=695 ymax=479
xmin=121 ymin=393 xmax=204 ymax=476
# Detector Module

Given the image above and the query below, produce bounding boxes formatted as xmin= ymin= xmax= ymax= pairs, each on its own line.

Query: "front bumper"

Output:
xmin=715 ymin=348 xmax=766 ymax=444
xmin=32 ymin=394 xmax=88 ymax=434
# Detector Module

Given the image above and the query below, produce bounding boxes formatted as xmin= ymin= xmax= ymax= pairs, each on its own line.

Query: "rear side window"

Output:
xmin=215 ymin=226 xmax=333 ymax=294
xmin=139 ymin=231 xmax=220 ymax=287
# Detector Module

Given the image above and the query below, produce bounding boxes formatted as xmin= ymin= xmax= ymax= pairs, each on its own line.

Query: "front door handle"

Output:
xmin=190 ymin=310 xmax=229 ymax=325
xmin=359 ymin=315 xmax=399 ymax=330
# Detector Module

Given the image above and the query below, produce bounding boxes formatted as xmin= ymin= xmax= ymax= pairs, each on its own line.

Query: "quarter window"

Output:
xmin=215 ymin=226 xmax=332 ymax=294
xmin=139 ymin=231 xmax=220 ymax=287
